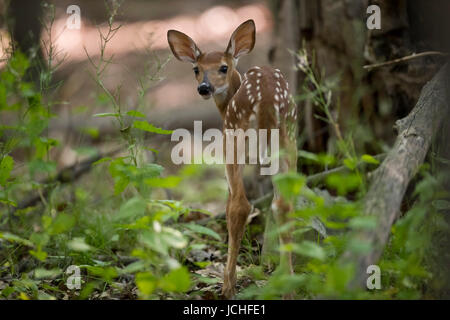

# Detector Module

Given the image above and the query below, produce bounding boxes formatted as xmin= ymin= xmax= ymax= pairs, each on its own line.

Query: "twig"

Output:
xmin=363 ymin=51 xmax=447 ymax=71
xmin=12 ymin=147 xmax=123 ymax=212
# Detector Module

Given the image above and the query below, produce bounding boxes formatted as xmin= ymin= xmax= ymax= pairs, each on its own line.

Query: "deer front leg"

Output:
xmin=222 ymin=163 xmax=251 ymax=299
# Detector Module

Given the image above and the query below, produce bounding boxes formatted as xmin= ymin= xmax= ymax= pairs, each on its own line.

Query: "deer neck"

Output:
xmin=213 ymin=70 xmax=242 ymax=118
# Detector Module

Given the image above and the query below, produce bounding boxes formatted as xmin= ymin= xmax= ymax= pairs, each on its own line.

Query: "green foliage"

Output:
xmin=0 ymin=11 xmax=446 ymax=301
xmin=0 ymin=6 xmax=207 ymax=300
xmin=238 ymin=48 xmax=446 ymax=300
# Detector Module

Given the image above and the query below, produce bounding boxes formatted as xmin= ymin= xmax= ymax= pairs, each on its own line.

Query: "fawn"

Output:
xmin=167 ymin=19 xmax=298 ymax=299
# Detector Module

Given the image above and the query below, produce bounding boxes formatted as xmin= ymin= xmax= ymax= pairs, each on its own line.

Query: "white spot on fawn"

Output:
xmin=253 ymin=102 xmax=260 ymax=114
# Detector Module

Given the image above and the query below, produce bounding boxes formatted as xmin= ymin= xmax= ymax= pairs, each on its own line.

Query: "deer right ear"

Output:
xmin=167 ymin=30 xmax=202 ymax=63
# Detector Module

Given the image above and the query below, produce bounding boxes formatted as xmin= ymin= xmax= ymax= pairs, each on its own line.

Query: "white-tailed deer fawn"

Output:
xmin=168 ymin=19 xmax=298 ymax=299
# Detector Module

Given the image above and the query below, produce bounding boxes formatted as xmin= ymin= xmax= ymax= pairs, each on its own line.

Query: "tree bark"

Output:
xmin=268 ymin=0 xmax=299 ymax=94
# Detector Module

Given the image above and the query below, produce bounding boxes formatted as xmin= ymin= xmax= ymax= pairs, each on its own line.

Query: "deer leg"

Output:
xmin=271 ymin=137 xmax=297 ymax=298
xmin=272 ymin=192 xmax=294 ymax=275
xmin=222 ymin=163 xmax=251 ymax=299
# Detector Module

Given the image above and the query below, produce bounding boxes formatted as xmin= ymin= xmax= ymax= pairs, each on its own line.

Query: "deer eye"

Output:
xmin=193 ymin=67 xmax=199 ymax=75
xmin=219 ymin=65 xmax=228 ymax=74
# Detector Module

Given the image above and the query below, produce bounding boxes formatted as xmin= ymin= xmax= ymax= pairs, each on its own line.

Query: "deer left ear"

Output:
xmin=225 ymin=19 xmax=256 ymax=61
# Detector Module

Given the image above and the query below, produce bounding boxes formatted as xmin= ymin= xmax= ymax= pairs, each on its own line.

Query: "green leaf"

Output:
xmin=343 ymin=158 xmax=358 ymax=170
xmin=28 ymin=159 xmax=57 ymax=176
xmin=33 ymin=268 xmax=61 ymax=279
xmin=159 ymin=267 xmax=191 ymax=293
xmin=0 ymin=199 xmax=17 ymax=207
xmin=144 ymin=147 xmax=159 ymax=154
xmin=272 ymin=172 xmax=306 ymax=200
xmin=29 ymin=233 xmax=50 ymax=247
xmin=114 ymin=197 xmax=147 ymax=221
xmin=29 ymin=249 xmax=48 ymax=261
xmin=92 ymin=157 xmax=113 ymax=166
xmin=0 ymin=155 xmax=14 ymax=185
xmin=81 ymin=127 xmax=100 ymax=138
xmin=184 ymin=223 xmax=221 ymax=241
xmin=361 ymin=154 xmax=380 ymax=165
xmin=282 ymin=240 xmax=326 ymax=261
xmin=118 ymin=260 xmax=147 ymax=275
xmin=348 ymin=216 xmax=377 ymax=230
xmin=326 ymin=173 xmax=362 ymax=195
xmin=126 ymin=110 xmax=146 ymax=118
xmin=9 ymin=51 xmax=30 ymax=77
xmin=136 ymin=272 xmax=157 ymax=296
xmin=0 ymin=83 xmax=7 ymax=108
xmin=67 ymin=237 xmax=93 ymax=252
xmin=47 ymin=213 xmax=76 ymax=235
xmin=145 ymin=176 xmax=182 ymax=188
xmin=298 ymin=150 xmax=319 ymax=162
xmin=93 ymin=112 xmax=119 ymax=118
xmin=139 ymin=227 xmax=187 ymax=255
xmin=133 ymin=121 xmax=172 ymax=135
xmin=85 ymin=266 xmax=117 ymax=282
xmin=0 ymin=232 xmax=34 ymax=247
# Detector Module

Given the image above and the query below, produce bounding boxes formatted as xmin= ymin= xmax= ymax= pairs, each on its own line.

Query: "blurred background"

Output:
xmin=1 ymin=0 xmax=448 ymax=167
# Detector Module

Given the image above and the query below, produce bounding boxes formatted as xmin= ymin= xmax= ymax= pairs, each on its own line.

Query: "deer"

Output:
xmin=167 ymin=19 xmax=298 ymax=299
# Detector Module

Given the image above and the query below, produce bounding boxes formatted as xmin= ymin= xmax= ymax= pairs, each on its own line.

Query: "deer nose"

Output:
xmin=198 ymin=83 xmax=212 ymax=96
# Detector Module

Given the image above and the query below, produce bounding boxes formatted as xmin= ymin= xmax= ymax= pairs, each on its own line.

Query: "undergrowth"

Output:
xmin=0 ymin=2 xmax=447 ymax=300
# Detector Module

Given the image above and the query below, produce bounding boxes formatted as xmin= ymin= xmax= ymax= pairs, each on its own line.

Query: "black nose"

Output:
xmin=198 ymin=83 xmax=211 ymax=95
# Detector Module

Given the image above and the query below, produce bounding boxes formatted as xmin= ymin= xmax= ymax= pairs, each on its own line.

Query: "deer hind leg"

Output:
xmin=222 ymin=163 xmax=252 ymax=299
xmin=271 ymin=132 xmax=298 ymax=297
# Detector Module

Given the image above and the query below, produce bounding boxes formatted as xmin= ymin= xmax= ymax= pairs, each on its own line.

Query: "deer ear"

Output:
xmin=225 ymin=20 xmax=256 ymax=60
xmin=167 ymin=30 xmax=202 ymax=63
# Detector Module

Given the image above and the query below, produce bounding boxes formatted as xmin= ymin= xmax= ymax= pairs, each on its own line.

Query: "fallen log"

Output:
xmin=341 ymin=64 xmax=450 ymax=289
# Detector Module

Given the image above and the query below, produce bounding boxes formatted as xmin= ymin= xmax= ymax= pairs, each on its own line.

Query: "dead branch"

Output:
xmin=340 ymin=64 xmax=450 ymax=289
xmin=12 ymin=147 xmax=123 ymax=213
xmin=363 ymin=51 xmax=447 ymax=71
